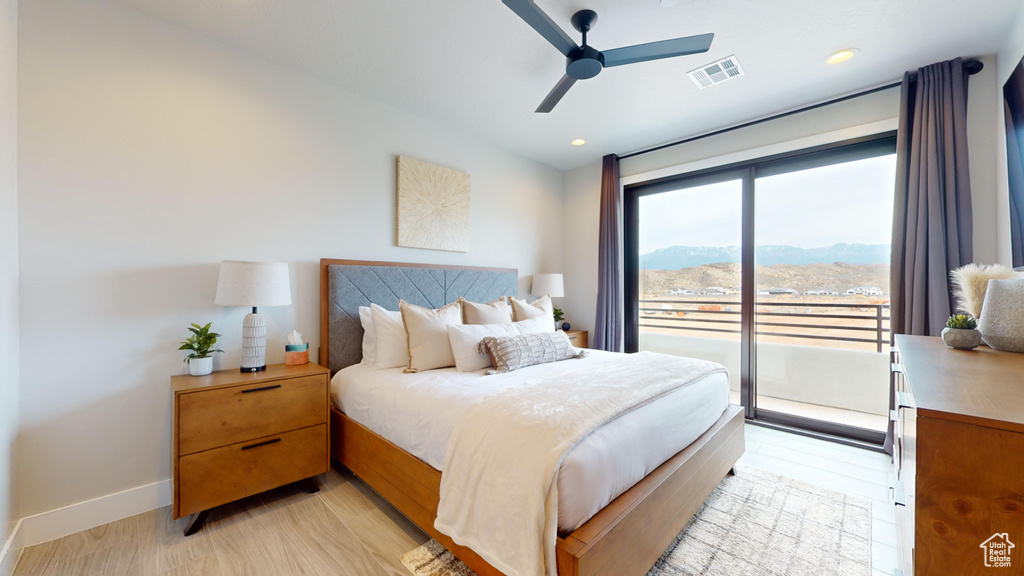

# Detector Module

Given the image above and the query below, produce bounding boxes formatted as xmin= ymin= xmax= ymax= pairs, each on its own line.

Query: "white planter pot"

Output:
xmin=189 ymin=356 xmax=213 ymax=376
xmin=940 ymin=327 xmax=982 ymax=350
xmin=978 ymin=279 xmax=1024 ymax=352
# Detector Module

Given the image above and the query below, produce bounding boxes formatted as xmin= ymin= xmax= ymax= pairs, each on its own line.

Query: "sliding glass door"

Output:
xmin=625 ymin=134 xmax=897 ymax=444
xmin=635 ymin=173 xmax=744 ymax=404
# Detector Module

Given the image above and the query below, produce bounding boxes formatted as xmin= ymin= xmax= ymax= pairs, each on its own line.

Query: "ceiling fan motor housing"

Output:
xmin=567 ymin=46 xmax=604 ymax=79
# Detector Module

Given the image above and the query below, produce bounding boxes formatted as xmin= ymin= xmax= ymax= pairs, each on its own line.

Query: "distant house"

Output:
xmin=846 ymin=285 xmax=883 ymax=296
xmin=767 ymin=288 xmax=798 ymax=295
xmin=700 ymin=287 xmax=726 ymax=295
xmin=805 ymin=289 xmax=839 ymax=296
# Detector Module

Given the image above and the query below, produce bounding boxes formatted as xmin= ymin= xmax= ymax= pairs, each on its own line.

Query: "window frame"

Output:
xmin=623 ymin=131 xmax=898 ymax=446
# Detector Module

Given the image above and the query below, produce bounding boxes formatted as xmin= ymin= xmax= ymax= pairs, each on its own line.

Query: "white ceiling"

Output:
xmin=114 ymin=0 xmax=1023 ymax=171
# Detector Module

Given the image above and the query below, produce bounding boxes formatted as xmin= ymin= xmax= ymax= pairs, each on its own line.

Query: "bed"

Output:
xmin=319 ymin=259 xmax=745 ymax=576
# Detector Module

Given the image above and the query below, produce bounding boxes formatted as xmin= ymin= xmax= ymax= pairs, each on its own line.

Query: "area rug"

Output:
xmin=400 ymin=465 xmax=872 ymax=576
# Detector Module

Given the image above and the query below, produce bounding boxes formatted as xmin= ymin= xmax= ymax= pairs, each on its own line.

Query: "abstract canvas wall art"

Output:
xmin=396 ymin=155 xmax=471 ymax=252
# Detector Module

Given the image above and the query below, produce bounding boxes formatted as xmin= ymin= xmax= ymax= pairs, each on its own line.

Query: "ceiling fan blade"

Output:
xmin=535 ymin=74 xmax=577 ymax=113
xmin=502 ymin=0 xmax=579 ymax=57
xmin=602 ymin=33 xmax=714 ymax=68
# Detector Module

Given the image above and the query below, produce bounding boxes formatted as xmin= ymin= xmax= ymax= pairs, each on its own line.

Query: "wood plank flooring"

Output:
xmin=13 ymin=423 xmax=897 ymax=576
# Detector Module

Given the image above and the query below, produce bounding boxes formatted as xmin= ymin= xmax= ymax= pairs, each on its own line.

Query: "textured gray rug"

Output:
xmin=401 ymin=465 xmax=872 ymax=576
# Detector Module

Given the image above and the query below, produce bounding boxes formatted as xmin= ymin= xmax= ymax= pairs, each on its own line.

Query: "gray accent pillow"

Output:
xmin=479 ymin=331 xmax=586 ymax=374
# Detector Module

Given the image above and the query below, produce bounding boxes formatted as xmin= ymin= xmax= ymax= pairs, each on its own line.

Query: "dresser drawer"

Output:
xmin=177 ymin=423 xmax=327 ymax=517
xmin=178 ymin=375 xmax=326 ymax=455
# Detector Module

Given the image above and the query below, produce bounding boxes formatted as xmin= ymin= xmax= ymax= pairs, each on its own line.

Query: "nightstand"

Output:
xmin=565 ymin=329 xmax=588 ymax=349
xmin=172 ymin=362 xmax=330 ymax=535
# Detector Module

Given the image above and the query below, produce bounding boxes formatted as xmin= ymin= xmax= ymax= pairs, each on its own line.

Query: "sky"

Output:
xmin=639 ymin=154 xmax=898 ymax=254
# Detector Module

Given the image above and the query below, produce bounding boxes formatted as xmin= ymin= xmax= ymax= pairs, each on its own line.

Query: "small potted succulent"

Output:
xmin=179 ymin=322 xmax=224 ymax=376
xmin=941 ymin=314 xmax=981 ymax=350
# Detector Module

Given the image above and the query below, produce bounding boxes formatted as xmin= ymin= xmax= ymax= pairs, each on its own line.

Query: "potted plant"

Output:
xmin=941 ymin=314 xmax=982 ymax=350
xmin=179 ymin=322 xmax=224 ymax=376
xmin=553 ymin=306 xmax=569 ymax=331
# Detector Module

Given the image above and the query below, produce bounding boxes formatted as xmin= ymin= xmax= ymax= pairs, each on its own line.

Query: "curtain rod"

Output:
xmin=618 ymin=58 xmax=984 ymax=161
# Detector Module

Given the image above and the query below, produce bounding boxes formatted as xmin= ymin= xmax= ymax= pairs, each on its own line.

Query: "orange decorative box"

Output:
xmin=285 ymin=343 xmax=309 ymax=365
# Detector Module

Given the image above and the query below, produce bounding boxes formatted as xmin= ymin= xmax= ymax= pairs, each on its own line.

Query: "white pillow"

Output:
xmin=400 ymin=300 xmax=463 ymax=372
xmin=513 ymin=315 xmax=552 ymax=335
xmin=510 ymin=295 xmax=555 ymax=331
xmin=460 ymin=297 xmax=513 ymax=325
xmin=358 ymin=306 xmax=376 ymax=365
xmin=448 ymin=322 xmax=520 ymax=372
xmin=371 ymin=303 xmax=408 ymax=370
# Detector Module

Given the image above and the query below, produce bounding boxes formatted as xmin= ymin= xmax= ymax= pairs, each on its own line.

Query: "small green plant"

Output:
xmin=946 ymin=314 xmax=978 ymax=330
xmin=179 ymin=322 xmax=224 ymax=362
xmin=553 ymin=306 xmax=565 ymax=323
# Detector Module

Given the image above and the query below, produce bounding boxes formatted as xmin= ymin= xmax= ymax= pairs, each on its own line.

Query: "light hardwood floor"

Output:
xmin=13 ymin=423 xmax=896 ymax=576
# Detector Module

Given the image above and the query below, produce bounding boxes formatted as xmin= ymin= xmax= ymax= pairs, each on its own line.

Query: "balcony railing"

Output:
xmin=639 ymin=298 xmax=891 ymax=352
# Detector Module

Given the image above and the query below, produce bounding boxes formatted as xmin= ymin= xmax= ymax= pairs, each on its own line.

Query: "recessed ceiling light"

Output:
xmin=571 ymin=138 xmax=586 ymax=146
xmin=826 ymin=49 xmax=858 ymax=65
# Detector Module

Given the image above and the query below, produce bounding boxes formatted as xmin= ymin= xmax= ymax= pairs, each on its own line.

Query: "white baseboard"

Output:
xmin=0 ymin=519 xmax=23 ymax=576
xmin=17 ymin=480 xmax=171 ymax=549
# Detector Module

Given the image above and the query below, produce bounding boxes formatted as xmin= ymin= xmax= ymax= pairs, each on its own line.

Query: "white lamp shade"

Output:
xmin=531 ymin=273 xmax=564 ymax=298
xmin=214 ymin=261 xmax=292 ymax=307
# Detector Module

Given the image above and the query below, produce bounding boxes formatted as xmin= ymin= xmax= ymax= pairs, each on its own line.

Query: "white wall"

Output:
xmin=17 ymin=0 xmax=564 ymax=519
xmin=0 ymin=0 xmax=19 ymax=566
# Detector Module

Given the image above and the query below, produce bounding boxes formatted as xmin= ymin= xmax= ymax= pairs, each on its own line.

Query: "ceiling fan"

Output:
xmin=502 ymin=0 xmax=715 ymax=113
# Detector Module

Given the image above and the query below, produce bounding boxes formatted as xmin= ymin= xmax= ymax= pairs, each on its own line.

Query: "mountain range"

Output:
xmin=640 ymin=243 xmax=890 ymax=269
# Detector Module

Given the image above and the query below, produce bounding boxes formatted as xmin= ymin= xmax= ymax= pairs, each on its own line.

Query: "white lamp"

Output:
xmin=532 ymin=273 xmax=564 ymax=298
xmin=215 ymin=260 xmax=291 ymax=373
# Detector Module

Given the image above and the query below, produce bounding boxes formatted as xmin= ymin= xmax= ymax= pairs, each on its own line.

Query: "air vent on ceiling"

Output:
xmin=687 ymin=55 xmax=744 ymax=89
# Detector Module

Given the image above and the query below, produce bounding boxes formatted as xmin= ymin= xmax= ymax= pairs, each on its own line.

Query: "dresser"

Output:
xmin=565 ymin=329 xmax=589 ymax=349
xmin=892 ymin=335 xmax=1024 ymax=575
xmin=172 ymin=362 xmax=330 ymax=535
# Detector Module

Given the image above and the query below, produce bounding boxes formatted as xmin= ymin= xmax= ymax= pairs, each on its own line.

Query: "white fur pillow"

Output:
xmin=510 ymin=295 xmax=555 ymax=330
xmin=460 ymin=297 xmax=513 ymax=325
xmin=371 ymin=304 xmax=408 ymax=370
xmin=400 ymin=300 xmax=463 ymax=373
xmin=358 ymin=306 xmax=376 ymax=365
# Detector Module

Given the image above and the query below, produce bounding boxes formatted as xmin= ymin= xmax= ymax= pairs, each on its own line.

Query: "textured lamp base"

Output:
xmin=241 ymin=311 xmax=267 ymax=372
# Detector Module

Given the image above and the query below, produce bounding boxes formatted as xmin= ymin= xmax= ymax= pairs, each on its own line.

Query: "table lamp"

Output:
xmin=214 ymin=260 xmax=292 ymax=372
xmin=531 ymin=273 xmax=564 ymax=298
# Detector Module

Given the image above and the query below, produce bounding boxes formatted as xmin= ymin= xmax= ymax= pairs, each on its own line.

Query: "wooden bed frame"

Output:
xmin=319 ymin=259 xmax=745 ymax=576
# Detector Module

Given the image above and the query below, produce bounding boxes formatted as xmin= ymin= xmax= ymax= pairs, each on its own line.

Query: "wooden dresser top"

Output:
xmin=172 ymin=363 xmax=329 ymax=394
xmin=896 ymin=335 xmax=1024 ymax=431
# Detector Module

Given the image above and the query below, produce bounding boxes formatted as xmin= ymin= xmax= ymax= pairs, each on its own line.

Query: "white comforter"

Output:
xmin=331 ymin=351 xmax=729 ymax=532
xmin=433 ymin=352 xmax=726 ymax=576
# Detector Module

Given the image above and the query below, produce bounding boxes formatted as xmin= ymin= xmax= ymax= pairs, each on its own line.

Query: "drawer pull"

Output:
xmin=242 ymin=385 xmax=282 ymax=394
xmin=241 ymin=438 xmax=281 ymax=451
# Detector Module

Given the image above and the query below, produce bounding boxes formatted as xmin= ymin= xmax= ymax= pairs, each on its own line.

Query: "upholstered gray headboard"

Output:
xmin=319 ymin=260 xmax=518 ymax=374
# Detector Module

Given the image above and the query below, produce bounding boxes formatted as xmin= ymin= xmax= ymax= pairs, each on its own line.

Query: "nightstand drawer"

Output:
xmin=177 ymin=423 xmax=327 ymax=517
xmin=178 ymin=375 xmax=326 ymax=455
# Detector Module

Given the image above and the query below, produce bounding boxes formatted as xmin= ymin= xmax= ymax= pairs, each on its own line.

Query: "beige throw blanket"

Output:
xmin=433 ymin=351 xmax=727 ymax=576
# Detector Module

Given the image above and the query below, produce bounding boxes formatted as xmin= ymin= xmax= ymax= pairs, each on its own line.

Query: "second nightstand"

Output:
xmin=171 ymin=362 xmax=330 ymax=535
xmin=565 ymin=329 xmax=589 ymax=349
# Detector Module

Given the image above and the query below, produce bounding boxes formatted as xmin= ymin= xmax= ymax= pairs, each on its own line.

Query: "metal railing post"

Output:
xmin=876 ymin=305 xmax=884 ymax=353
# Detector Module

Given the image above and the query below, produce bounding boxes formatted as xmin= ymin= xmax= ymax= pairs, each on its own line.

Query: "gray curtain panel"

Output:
xmin=886 ymin=58 xmax=974 ymax=455
xmin=890 ymin=57 xmax=974 ymax=339
xmin=593 ymin=154 xmax=622 ymax=352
